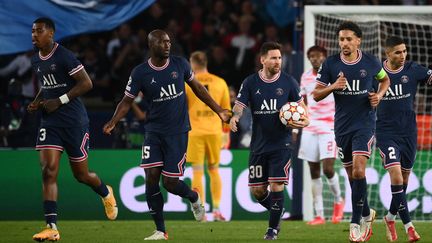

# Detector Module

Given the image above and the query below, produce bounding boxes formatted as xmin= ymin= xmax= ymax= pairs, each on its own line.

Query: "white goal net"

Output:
xmin=304 ymin=5 xmax=432 ymax=221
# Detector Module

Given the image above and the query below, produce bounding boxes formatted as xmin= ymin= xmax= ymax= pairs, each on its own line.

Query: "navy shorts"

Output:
xmin=248 ymin=149 xmax=292 ymax=187
xmin=35 ymin=126 xmax=90 ymax=162
xmin=140 ymin=132 xmax=188 ymax=178
xmin=376 ymin=135 xmax=416 ymax=172
xmin=335 ymin=128 xmax=374 ymax=168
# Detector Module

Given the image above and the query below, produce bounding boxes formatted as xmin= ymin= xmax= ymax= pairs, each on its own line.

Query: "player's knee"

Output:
xmin=144 ymin=168 xmax=162 ymax=186
xmin=323 ymin=167 xmax=335 ymax=178
xmin=250 ymin=187 xmax=267 ymax=200
xmin=310 ymin=170 xmax=321 ymax=179
xmin=208 ymin=165 xmax=219 ymax=173
xmin=392 ymin=177 xmax=404 ymax=185
xmin=162 ymin=176 xmax=178 ymax=192
xmin=352 ymin=167 xmax=365 ymax=179
xmin=72 ymin=172 xmax=89 ymax=184
xmin=41 ymin=164 xmax=57 ymax=182
xmin=389 ymin=173 xmax=404 ymax=185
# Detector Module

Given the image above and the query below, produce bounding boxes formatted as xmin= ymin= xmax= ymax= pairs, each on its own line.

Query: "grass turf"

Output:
xmin=2 ymin=220 xmax=430 ymax=242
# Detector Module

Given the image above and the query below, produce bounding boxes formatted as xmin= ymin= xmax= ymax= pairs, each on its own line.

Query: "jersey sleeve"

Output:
xmin=63 ymin=48 xmax=84 ymax=76
xmin=124 ymin=67 xmax=141 ymax=98
xmin=180 ymin=57 xmax=194 ymax=83
xmin=288 ymin=76 xmax=303 ymax=103
xmin=414 ymin=62 xmax=432 ymax=85
xmin=316 ymin=60 xmax=330 ymax=86
xmin=235 ymin=78 xmax=250 ymax=109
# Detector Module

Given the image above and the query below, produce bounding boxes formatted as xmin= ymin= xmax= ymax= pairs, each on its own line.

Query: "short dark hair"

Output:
xmin=34 ymin=17 xmax=55 ymax=32
xmin=385 ymin=36 xmax=405 ymax=48
xmin=307 ymin=45 xmax=327 ymax=57
xmin=260 ymin=42 xmax=282 ymax=56
xmin=337 ymin=21 xmax=362 ymax=38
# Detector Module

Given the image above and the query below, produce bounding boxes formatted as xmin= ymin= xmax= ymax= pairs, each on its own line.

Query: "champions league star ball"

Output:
xmin=279 ymin=102 xmax=305 ymax=125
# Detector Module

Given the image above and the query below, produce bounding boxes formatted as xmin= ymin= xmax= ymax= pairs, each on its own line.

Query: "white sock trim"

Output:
xmin=386 ymin=212 xmax=397 ymax=221
xmin=404 ymin=222 xmax=414 ymax=233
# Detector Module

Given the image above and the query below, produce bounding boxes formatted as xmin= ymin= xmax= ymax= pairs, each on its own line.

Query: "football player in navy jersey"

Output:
xmin=378 ymin=36 xmax=430 ymax=243
xmin=103 ymin=29 xmax=230 ymax=240
xmin=229 ymin=42 xmax=309 ymax=240
xmin=27 ymin=17 xmax=117 ymax=242
xmin=313 ymin=21 xmax=390 ymax=242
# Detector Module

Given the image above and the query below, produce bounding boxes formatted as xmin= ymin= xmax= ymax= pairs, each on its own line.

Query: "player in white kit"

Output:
xmin=297 ymin=46 xmax=344 ymax=225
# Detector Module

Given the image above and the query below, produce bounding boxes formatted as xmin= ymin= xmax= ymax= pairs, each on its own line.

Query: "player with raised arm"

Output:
xmin=103 ymin=30 xmax=230 ymax=240
xmin=230 ymin=42 xmax=309 ymax=240
xmin=298 ymin=46 xmax=344 ymax=225
xmin=313 ymin=21 xmax=390 ymax=242
xmin=186 ymin=51 xmax=231 ymax=222
xmin=28 ymin=17 xmax=117 ymax=242
xmin=378 ymin=36 xmax=431 ymax=243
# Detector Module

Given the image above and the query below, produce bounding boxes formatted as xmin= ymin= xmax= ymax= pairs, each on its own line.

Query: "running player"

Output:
xmin=29 ymin=17 xmax=117 ymax=242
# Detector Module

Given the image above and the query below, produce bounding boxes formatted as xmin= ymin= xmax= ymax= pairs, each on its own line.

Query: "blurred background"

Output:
xmin=0 ymin=0 xmax=431 ymax=222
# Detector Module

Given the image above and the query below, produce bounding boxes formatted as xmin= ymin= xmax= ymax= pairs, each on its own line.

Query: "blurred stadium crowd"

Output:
xmin=0 ymin=0 xmax=431 ymax=148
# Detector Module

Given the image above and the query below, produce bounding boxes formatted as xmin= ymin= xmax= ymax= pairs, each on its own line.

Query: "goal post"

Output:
xmin=302 ymin=5 xmax=432 ymax=221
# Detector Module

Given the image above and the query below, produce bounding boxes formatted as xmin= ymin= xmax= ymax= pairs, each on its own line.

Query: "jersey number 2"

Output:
xmin=388 ymin=147 xmax=397 ymax=159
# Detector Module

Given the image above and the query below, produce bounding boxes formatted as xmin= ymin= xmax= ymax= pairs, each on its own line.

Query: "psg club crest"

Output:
xmin=401 ymin=75 xmax=409 ymax=83
xmin=50 ymin=64 xmax=56 ymax=71
xmin=171 ymin=71 xmax=178 ymax=79
xmin=276 ymin=88 xmax=284 ymax=96
xmin=359 ymin=69 xmax=367 ymax=78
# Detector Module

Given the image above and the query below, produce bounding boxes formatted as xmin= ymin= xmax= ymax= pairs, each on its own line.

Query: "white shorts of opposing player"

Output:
xmin=298 ymin=132 xmax=337 ymax=162
xmin=298 ymin=131 xmax=343 ymax=222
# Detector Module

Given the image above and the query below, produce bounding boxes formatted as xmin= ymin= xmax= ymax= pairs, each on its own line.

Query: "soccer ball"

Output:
xmin=279 ymin=102 xmax=305 ymax=126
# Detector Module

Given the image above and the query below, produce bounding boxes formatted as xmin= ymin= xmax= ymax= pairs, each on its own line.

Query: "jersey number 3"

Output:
xmin=39 ymin=128 xmax=46 ymax=141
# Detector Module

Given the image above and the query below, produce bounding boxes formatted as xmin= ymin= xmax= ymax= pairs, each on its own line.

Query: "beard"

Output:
xmin=268 ymin=66 xmax=280 ymax=75
xmin=342 ymin=49 xmax=352 ymax=56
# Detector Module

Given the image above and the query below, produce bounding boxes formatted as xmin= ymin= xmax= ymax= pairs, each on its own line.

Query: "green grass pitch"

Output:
xmin=2 ymin=220 xmax=430 ymax=242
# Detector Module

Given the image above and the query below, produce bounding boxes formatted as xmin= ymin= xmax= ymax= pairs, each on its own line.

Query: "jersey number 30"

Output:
xmin=249 ymin=165 xmax=263 ymax=179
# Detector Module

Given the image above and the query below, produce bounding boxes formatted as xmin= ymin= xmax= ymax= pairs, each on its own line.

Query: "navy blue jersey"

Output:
xmin=31 ymin=43 xmax=89 ymax=127
xmin=316 ymin=50 xmax=383 ymax=136
xmin=125 ymin=56 xmax=193 ymax=135
xmin=376 ymin=60 xmax=432 ymax=137
xmin=235 ymin=71 xmax=302 ymax=154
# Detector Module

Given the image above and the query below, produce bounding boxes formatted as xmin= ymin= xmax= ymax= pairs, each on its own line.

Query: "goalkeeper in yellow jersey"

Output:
xmin=186 ymin=51 xmax=231 ymax=221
